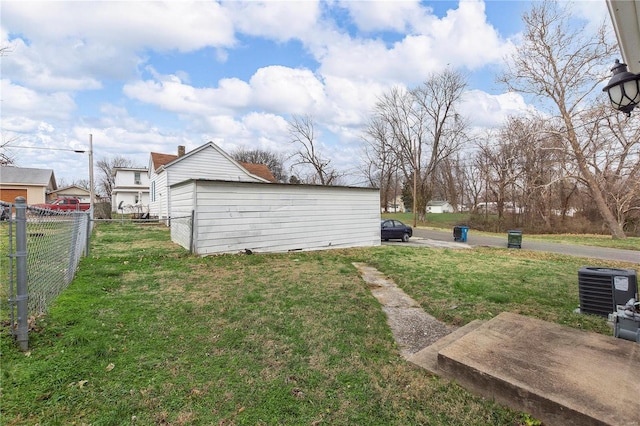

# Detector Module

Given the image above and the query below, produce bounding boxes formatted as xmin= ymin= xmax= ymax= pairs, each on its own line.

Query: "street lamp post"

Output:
xmin=8 ymin=137 xmax=94 ymax=210
xmin=88 ymin=134 xmax=94 ymax=219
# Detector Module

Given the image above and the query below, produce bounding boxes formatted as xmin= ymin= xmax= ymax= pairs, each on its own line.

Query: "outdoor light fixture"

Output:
xmin=602 ymin=59 xmax=640 ymax=116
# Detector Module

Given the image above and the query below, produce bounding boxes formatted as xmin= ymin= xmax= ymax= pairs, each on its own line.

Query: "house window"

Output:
xmin=134 ymin=172 xmax=141 ymax=185
xmin=151 ymin=181 xmax=156 ymax=202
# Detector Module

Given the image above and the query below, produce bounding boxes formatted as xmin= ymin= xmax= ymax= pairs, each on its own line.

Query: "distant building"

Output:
xmin=381 ymin=195 xmax=406 ymax=213
xmin=426 ymin=200 xmax=454 ymax=214
xmin=49 ymin=185 xmax=91 ymax=203
xmin=0 ymin=166 xmax=57 ymax=204
xmin=112 ymin=167 xmax=150 ymax=213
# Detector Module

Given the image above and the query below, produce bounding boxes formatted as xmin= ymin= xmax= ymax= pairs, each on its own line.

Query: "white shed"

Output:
xmin=170 ymin=179 xmax=381 ymax=255
xmin=426 ymin=200 xmax=454 ymax=214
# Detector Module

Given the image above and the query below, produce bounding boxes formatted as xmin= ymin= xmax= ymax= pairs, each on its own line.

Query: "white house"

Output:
xmin=382 ymin=195 xmax=406 ymax=213
xmin=148 ymin=142 xmax=274 ymax=222
xmin=426 ymin=200 xmax=454 ymax=214
xmin=111 ymin=167 xmax=150 ymax=213
xmin=170 ymin=179 xmax=380 ymax=255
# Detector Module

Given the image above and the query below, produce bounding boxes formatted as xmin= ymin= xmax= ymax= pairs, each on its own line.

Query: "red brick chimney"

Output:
xmin=178 ymin=145 xmax=186 ymax=157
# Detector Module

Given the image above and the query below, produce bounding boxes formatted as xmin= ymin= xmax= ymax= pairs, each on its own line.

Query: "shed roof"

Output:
xmin=0 ymin=166 xmax=57 ymax=188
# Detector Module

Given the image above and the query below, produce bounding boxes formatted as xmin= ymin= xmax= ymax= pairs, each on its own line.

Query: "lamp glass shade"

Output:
xmin=603 ymin=60 xmax=640 ymax=114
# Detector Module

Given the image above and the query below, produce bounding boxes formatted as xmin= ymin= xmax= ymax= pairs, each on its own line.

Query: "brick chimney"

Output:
xmin=178 ymin=145 xmax=186 ymax=157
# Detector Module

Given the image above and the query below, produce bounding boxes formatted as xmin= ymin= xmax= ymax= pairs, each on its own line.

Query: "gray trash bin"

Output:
xmin=507 ymin=230 xmax=522 ymax=248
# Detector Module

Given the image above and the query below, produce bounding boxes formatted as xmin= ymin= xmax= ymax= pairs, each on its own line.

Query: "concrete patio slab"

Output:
xmin=436 ymin=312 xmax=640 ymax=426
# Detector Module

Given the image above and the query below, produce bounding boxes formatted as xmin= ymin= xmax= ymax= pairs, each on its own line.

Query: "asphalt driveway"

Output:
xmin=384 ymin=228 xmax=639 ymax=264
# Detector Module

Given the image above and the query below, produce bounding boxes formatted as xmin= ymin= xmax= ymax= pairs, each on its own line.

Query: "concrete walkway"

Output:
xmin=354 ymin=263 xmax=640 ymax=426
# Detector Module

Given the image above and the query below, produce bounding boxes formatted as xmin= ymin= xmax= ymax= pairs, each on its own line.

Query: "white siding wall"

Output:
xmin=114 ymin=169 xmax=150 ymax=187
xmin=167 ymin=147 xmax=260 ymax=186
xmin=171 ymin=180 xmax=380 ymax=255
xmin=151 ymin=171 xmax=169 ymax=220
xmin=169 ymin=181 xmax=195 ymax=251
xmin=151 ymin=145 xmax=262 ymax=223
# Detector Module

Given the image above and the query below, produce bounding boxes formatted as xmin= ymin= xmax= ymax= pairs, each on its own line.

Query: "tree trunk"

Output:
xmin=565 ymin=124 xmax=626 ymax=239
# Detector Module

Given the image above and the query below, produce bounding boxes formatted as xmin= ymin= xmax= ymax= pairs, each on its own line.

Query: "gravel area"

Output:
xmin=353 ymin=262 xmax=454 ymax=357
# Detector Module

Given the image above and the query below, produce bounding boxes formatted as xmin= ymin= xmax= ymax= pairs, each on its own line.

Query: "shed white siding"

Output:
xmin=170 ymin=179 xmax=381 ymax=255
xmin=169 ymin=182 xmax=195 ymax=250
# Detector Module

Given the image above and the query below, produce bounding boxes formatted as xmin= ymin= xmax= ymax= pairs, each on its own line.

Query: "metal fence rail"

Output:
xmin=2 ymin=197 xmax=90 ymax=350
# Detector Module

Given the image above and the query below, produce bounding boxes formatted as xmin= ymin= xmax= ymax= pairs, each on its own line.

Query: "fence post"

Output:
xmin=189 ymin=209 xmax=195 ymax=254
xmin=85 ymin=212 xmax=91 ymax=257
xmin=14 ymin=197 xmax=29 ymax=351
xmin=67 ymin=212 xmax=81 ymax=284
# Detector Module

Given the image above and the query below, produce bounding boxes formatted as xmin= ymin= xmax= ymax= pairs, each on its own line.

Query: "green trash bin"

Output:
xmin=507 ymin=230 xmax=522 ymax=248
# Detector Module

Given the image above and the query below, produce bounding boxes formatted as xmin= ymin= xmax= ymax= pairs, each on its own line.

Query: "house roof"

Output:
xmin=427 ymin=200 xmax=451 ymax=206
xmin=150 ymin=142 xmax=276 ymax=183
xmin=0 ymin=166 xmax=57 ymax=188
xmin=606 ymin=0 xmax=640 ymax=73
xmin=55 ymin=185 xmax=90 ymax=194
xmin=150 ymin=152 xmax=178 ymax=170
xmin=239 ymin=162 xmax=277 ymax=183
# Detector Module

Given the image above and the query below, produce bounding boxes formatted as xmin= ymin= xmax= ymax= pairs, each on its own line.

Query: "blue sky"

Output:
xmin=1 ymin=0 xmax=612 ymax=186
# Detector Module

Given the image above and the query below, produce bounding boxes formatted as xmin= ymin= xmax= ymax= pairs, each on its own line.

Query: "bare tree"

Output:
xmin=287 ymin=115 xmax=342 ymax=185
xmin=0 ymin=135 xmax=20 ymax=166
xmin=498 ymin=1 xmax=627 ymax=238
xmin=231 ymin=147 xmax=288 ymax=183
xmin=578 ymin=101 xmax=640 ymax=232
xmin=360 ymin=115 xmax=401 ymax=210
xmin=371 ymin=69 xmax=468 ymax=223
xmin=96 ymin=155 xmax=137 ymax=199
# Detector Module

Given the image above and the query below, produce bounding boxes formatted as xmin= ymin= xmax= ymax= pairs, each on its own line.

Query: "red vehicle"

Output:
xmin=34 ymin=197 xmax=91 ymax=212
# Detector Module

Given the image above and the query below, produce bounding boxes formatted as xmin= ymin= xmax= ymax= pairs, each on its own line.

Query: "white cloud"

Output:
xmin=423 ymin=1 xmax=513 ymax=69
xmin=123 ymin=73 xmax=252 ymax=115
xmin=340 ymin=0 xmax=433 ymax=33
xmin=2 ymin=1 xmax=235 ymax=90
xmin=316 ymin=1 xmax=512 ymax=85
xmin=249 ymin=66 xmax=327 ymax=114
xmin=226 ymin=1 xmax=321 ymax=41
xmin=3 ymin=1 xmax=235 ymax=52
xmin=459 ymin=90 xmax=536 ymax=128
xmin=1 ymin=79 xmax=76 ymax=121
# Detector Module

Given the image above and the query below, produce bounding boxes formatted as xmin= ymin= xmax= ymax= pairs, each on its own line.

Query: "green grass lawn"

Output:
xmin=1 ymin=223 xmax=637 ymax=425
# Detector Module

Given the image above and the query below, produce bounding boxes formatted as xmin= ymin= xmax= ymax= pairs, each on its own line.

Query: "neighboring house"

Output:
xmin=381 ymin=195 xmax=405 ymax=213
xmin=0 ymin=166 xmax=57 ymax=205
xmin=49 ymin=185 xmax=91 ymax=203
xmin=426 ymin=200 xmax=454 ymax=214
xmin=111 ymin=167 xmax=150 ymax=213
xmin=148 ymin=142 xmax=274 ymax=221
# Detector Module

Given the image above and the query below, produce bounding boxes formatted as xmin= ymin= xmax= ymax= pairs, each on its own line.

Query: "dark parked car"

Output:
xmin=381 ymin=219 xmax=413 ymax=242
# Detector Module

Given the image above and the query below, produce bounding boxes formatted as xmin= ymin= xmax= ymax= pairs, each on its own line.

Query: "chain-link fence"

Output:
xmin=169 ymin=213 xmax=194 ymax=253
xmin=2 ymin=197 xmax=91 ymax=350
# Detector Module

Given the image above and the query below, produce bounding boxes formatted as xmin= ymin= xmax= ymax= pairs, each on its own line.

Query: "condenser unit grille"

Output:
xmin=578 ymin=267 xmax=638 ymax=317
